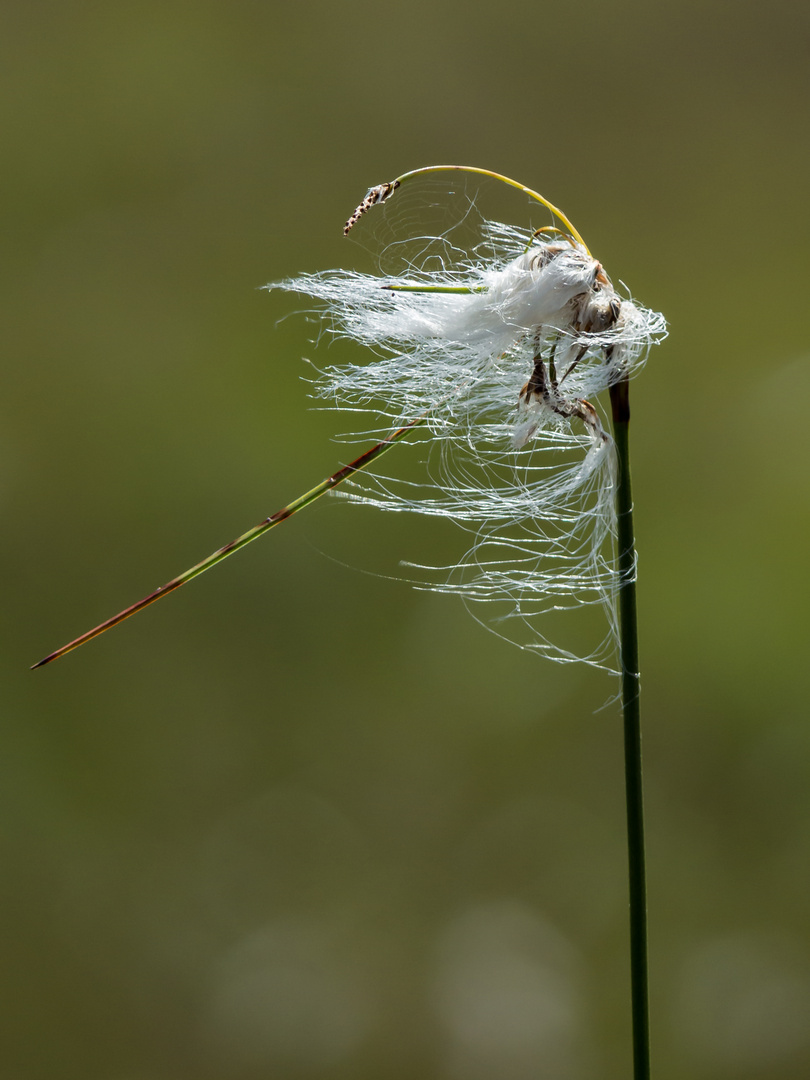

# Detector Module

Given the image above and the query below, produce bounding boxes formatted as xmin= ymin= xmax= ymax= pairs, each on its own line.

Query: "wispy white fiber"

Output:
xmin=271 ymin=211 xmax=665 ymax=671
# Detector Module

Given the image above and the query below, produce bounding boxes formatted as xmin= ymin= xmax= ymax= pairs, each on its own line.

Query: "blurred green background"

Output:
xmin=4 ymin=2 xmax=810 ymax=1078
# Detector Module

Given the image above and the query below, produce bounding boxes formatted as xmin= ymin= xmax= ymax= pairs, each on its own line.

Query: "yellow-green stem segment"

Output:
xmin=32 ymin=413 xmax=428 ymax=668
xmin=393 ymin=165 xmax=590 ymax=254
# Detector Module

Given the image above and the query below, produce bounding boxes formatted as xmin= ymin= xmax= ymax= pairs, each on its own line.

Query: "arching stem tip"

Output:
xmin=343 ymin=180 xmax=401 ymax=235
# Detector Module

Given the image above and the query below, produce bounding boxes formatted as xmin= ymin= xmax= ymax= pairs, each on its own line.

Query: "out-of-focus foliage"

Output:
xmin=3 ymin=3 xmax=809 ymax=1079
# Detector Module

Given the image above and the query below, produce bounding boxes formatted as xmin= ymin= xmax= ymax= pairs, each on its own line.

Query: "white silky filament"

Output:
xmin=271 ymin=221 xmax=665 ymax=670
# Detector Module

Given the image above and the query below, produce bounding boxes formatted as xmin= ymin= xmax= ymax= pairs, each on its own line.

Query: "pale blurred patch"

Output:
xmin=431 ymin=901 xmax=591 ymax=1080
xmin=201 ymin=916 xmax=375 ymax=1070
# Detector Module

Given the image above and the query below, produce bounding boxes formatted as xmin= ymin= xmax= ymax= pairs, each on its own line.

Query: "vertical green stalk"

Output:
xmin=609 ymin=377 xmax=650 ymax=1080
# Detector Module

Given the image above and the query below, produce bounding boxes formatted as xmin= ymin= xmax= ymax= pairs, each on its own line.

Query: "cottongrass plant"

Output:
xmin=34 ymin=164 xmax=666 ymax=1079
xmin=284 ymin=174 xmax=663 ymax=669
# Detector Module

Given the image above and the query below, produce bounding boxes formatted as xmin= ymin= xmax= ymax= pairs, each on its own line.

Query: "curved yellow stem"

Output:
xmin=393 ymin=165 xmax=590 ymax=255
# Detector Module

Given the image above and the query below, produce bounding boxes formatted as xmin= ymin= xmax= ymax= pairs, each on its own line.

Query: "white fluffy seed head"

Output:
xmin=270 ymin=217 xmax=665 ymax=671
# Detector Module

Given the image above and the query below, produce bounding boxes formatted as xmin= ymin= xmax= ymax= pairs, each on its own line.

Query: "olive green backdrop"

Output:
xmin=4 ymin=2 xmax=809 ymax=1078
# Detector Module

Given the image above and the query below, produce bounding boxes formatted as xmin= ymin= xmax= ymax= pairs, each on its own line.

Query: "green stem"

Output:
xmin=609 ymin=377 xmax=650 ymax=1080
xmin=32 ymin=412 xmax=429 ymax=668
